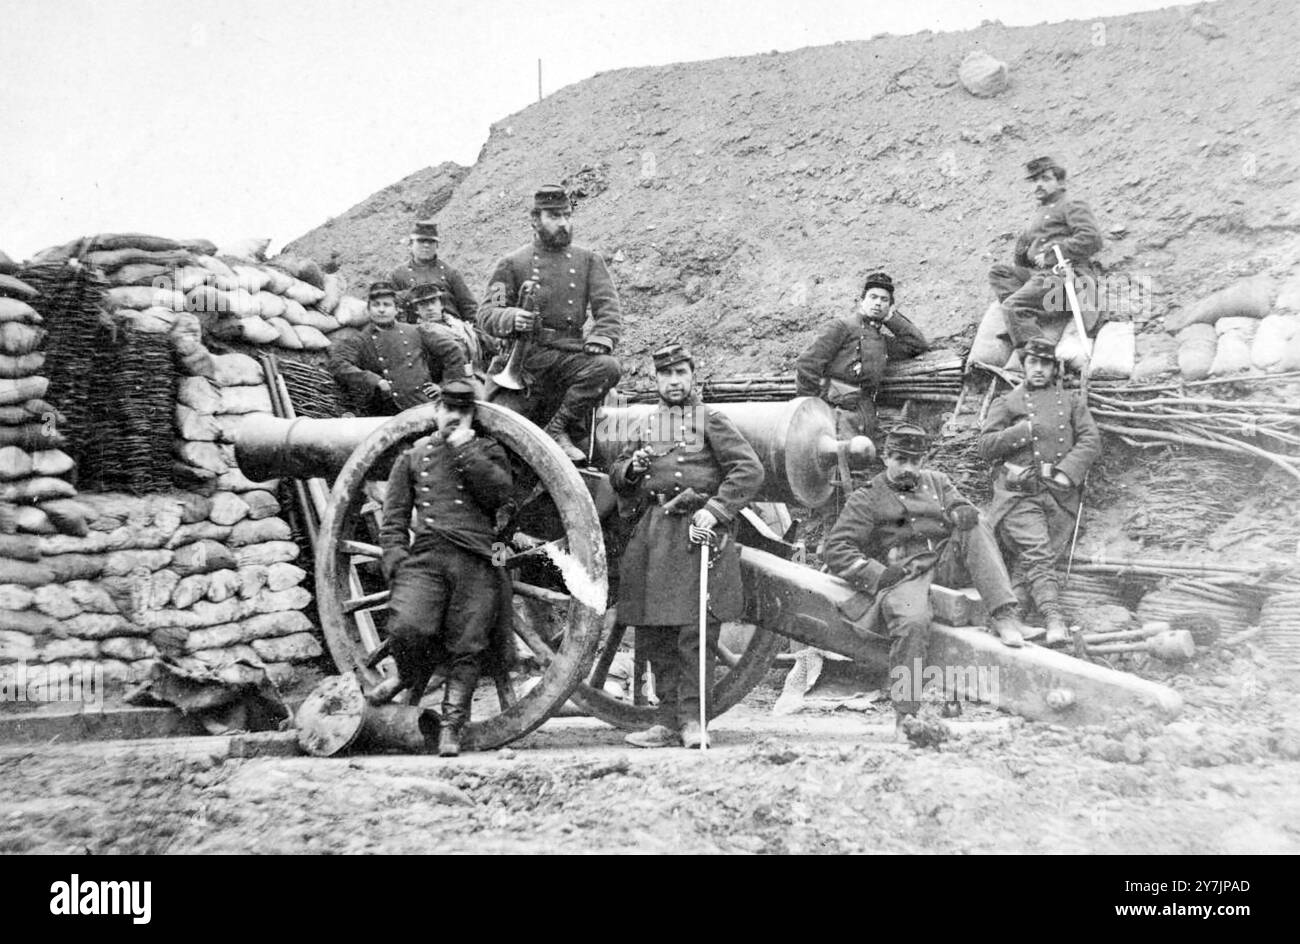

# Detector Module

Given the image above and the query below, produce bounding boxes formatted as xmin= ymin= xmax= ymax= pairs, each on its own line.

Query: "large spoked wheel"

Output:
xmin=315 ymin=402 xmax=609 ymax=751
xmin=564 ymin=617 xmax=785 ymax=730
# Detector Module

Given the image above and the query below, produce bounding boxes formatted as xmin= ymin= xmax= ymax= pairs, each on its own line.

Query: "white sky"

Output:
xmin=1 ymin=0 xmax=1182 ymax=259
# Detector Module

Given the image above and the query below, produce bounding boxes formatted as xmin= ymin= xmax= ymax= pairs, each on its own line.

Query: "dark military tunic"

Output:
xmin=609 ymin=398 xmax=763 ymax=625
xmin=379 ymin=431 xmax=513 ymax=660
xmin=390 ymin=256 xmax=478 ymax=323
xmin=328 ymin=321 xmax=469 ymax=414
xmin=479 ymin=240 xmax=622 ymax=353
xmin=1012 ymin=192 xmax=1103 ymax=271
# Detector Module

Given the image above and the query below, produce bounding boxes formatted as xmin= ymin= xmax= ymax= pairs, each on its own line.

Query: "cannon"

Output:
xmin=236 ymin=395 xmax=1182 ymax=750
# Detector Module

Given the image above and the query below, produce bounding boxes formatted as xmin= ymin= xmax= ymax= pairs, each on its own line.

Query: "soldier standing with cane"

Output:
xmin=610 ymin=344 xmax=763 ymax=749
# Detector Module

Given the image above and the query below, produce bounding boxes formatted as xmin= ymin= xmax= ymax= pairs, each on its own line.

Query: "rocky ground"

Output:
xmin=3 ymin=653 xmax=1296 ymax=855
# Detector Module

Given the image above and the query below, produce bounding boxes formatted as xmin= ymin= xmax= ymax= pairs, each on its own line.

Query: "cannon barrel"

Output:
xmin=235 ymin=397 xmax=871 ymax=504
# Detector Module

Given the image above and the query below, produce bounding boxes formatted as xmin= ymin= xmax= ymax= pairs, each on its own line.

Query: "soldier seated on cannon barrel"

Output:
xmin=823 ymin=423 xmax=1036 ymax=725
xmin=327 ymin=281 xmax=471 ymax=416
xmin=367 ymin=379 xmax=514 ymax=757
xmin=478 ymin=184 xmax=623 ymax=462
xmin=611 ymin=343 xmax=764 ymax=750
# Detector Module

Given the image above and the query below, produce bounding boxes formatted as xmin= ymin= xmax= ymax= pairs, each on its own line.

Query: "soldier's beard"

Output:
xmin=888 ymin=471 xmax=918 ymax=490
xmin=537 ymin=227 xmax=572 ymax=250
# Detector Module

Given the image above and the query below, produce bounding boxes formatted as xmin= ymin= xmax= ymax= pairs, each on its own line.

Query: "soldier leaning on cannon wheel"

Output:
xmin=610 ymin=344 xmax=764 ymax=750
xmin=795 ymin=271 xmax=929 ymax=441
xmin=390 ymin=218 xmax=479 ymax=325
xmin=478 ymin=185 xmax=622 ymax=462
xmin=327 ymin=281 xmax=471 ymax=416
xmin=977 ymin=337 xmax=1102 ymax=646
xmin=409 ymin=281 xmax=498 ymax=375
xmin=367 ymin=380 xmax=515 ymax=757
xmin=982 ymin=156 xmax=1104 ymax=352
xmin=823 ymin=423 xmax=1037 ymax=724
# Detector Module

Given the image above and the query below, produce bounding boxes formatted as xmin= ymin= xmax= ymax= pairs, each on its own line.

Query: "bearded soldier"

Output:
xmin=978 ymin=337 xmax=1102 ymax=645
xmin=368 ymin=380 xmax=513 ymax=757
xmin=611 ymin=344 xmax=763 ymax=749
xmin=327 ymin=281 xmax=470 ymax=415
xmin=390 ymin=219 xmax=479 ymax=324
xmin=983 ymin=156 xmax=1104 ymax=350
xmin=824 ymin=423 xmax=1035 ymax=722
xmin=478 ymin=185 xmax=622 ymax=461
xmin=795 ymin=271 xmax=929 ymax=440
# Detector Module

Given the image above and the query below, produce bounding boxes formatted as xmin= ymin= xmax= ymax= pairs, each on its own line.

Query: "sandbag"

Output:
xmin=232 ymin=265 xmax=270 ymax=294
xmin=0 ymin=376 xmax=47 ymax=406
xmin=1177 ymin=325 xmax=1218 ymax=381
xmin=0 ymin=250 xmax=16 ymax=275
xmin=235 ymin=541 xmax=299 ymax=566
xmin=1251 ymin=314 xmax=1300 ymax=371
xmin=176 ymin=404 xmax=220 ymax=441
xmin=30 ymin=449 xmax=74 ymax=477
xmin=219 ymin=288 xmax=259 ymax=318
xmin=100 ymin=638 xmax=158 ymax=662
xmin=0 ymin=446 xmax=32 ymax=480
xmin=33 ymin=583 xmax=83 ymax=619
xmin=88 ymin=233 xmax=183 ymax=253
xmin=0 ymin=274 xmax=39 ymax=300
xmin=14 ymin=505 xmax=55 ymax=534
xmin=1209 ymin=331 xmax=1253 ymax=376
xmin=172 ymin=574 xmax=210 ymax=609
xmin=217 ymin=468 xmax=278 ymax=492
xmin=110 ymin=263 xmax=170 ymax=286
xmin=0 ymin=322 xmax=44 ymax=356
xmin=1281 ymin=333 xmax=1300 ymax=372
xmin=218 ymin=384 xmax=274 ymax=415
xmin=82 ymin=246 xmax=192 ymax=269
xmin=122 ymin=309 xmax=174 ymax=334
xmin=239 ymin=317 xmax=279 ymax=345
xmin=175 ymin=441 xmax=229 ymax=475
xmin=106 ymin=285 xmax=186 ymax=312
xmin=284 ymin=279 xmax=325 ymax=307
xmin=319 ymin=273 xmax=345 ymax=314
xmin=265 ymin=562 xmax=307 ymax=592
xmin=40 ymin=498 xmax=93 ymax=537
xmin=178 ymin=376 xmax=222 ymax=413
xmin=1214 ymin=316 xmax=1260 ymax=339
xmin=1167 ymin=276 xmax=1276 ymax=332
xmin=0 ymin=298 xmax=41 ymax=324
xmin=0 ymin=423 xmax=65 ymax=450
xmin=0 ymin=628 xmax=40 ymax=661
xmin=1053 ymin=320 xmax=1089 ymax=374
xmin=293 ymin=325 xmax=330 ymax=350
xmin=335 ymin=295 xmax=369 ymax=327
xmin=220 ymin=238 xmax=271 ymax=262
xmin=267 ymin=317 xmax=303 ymax=349
xmin=0 ymin=558 xmax=56 ymax=586
xmin=0 ymin=533 xmax=41 ymax=561
xmin=210 ymin=352 xmax=264 ymax=387
xmin=205 ymin=569 xmax=243 ymax=603
xmin=1087 ymin=321 xmax=1135 ymax=379
xmin=209 ymin=491 xmax=250 ymax=527
xmin=173 ymin=265 xmax=212 ymax=292
xmin=0 ymin=353 xmax=45 ymax=379
xmin=261 ymin=266 xmax=295 ymax=295
xmin=268 ymin=255 xmax=325 ymax=290
xmin=252 ymin=632 xmax=322 ymax=663
xmin=196 ymin=254 xmax=237 ymax=282
xmin=228 ymin=517 xmax=292 ymax=546
xmin=243 ymin=490 xmax=281 ymax=520
xmin=173 ymin=539 xmax=236 ymax=576
xmin=0 ymin=476 xmax=75 ymax=503
xmin=958 ymin=50 xmax=1009 ymax=97
xmin=252 ymin=291 xmax=287 ymax=319
xmin=0 ymin=584 xmax=35 ymax=608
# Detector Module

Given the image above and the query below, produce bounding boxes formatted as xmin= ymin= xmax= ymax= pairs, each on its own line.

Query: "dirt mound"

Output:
xmin=285 ymin=0 xmax=1300 ymax=384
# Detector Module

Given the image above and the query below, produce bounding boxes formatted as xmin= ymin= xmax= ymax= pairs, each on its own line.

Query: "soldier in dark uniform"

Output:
xmin=611 ymin=344 xmax=763 ymax=749
xmin=824 ymin=423 xmax=1034 ymax=722
xmin=795 ymin=272 xmax=929 ymax=440
xmin=478 ymin=185 xmax=622 ymax=462
xmin=390 ymin=220 xmax=479 ymax=324
xmin=983 ymin=156 xmax=1104 ymax=349
xmin=410 ymin=281 xmax=496 ymax=374
xmin=367 ymin=380 xmax=514 ymax=757
xmin=327 ymin=281 xmax=471 ymax=415
xmin=978 ymin=337 xmax=1102 ymax=645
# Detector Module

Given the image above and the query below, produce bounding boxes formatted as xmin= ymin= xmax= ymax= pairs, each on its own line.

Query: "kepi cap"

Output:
xmin=652 ymin=343 xmax=694 ymax=372
xmin=883 ymin=422 xmax=929 ymax=457
xmin=1025 ymin=156 xmax=1065 ymax=180
xmin=1021 ymin=337 xmax=1058 ymax=362
xmin=862 ymin=271 xmax=895 ymax=299
xmin=368 ymin=281 xmax=398 ymax=301
xmin=533 ymin=185 xmax=572 ymax=212
xmin=409 ymin=281 xmax=448 ymax=305
xmin=440 ymin=379 xmax=478 ymax=410
xmin=411 ymin=220 xmax=439 ymax=239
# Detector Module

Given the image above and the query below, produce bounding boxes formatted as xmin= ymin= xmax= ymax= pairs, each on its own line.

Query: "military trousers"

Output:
xmin=635 ymin=621 xmax=721 ymax=728
xmin=386 ymin=537 xmax=498 ymax=682
xmin=871 ymin=522 xmax=1018 ymax=715
xmin=995 ymin=490 xmax=1078 ymax=616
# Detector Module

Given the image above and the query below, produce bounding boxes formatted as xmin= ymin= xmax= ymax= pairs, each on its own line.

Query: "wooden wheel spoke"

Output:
xmin=343 ymin=539 xmax=382 ymax=558
xmin=494 ymin=671 xmax=517 ymax=710
xmin=707 ymin=638 xmax=740 ymax=669
xmin=344 ymin=589 xmax=391 ymax=615
xmin=513 ymin=617 xmax=556 ymax=665
xmin=512 ymin=580 xmax=572 ymax=606
xmin=588 ymin=622 xmax=627 ymax=688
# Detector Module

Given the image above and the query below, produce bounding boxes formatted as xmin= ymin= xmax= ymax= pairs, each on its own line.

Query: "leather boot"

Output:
xmin=438 ymin=664 xmax=478 ymax=757
xmin=544 ymin=409 xmax=586 ymax=463
xmin=1042 ymin=604 xmax=1070 ymax=646
xmin=989 ymin=604 xmax=1027 ymax=647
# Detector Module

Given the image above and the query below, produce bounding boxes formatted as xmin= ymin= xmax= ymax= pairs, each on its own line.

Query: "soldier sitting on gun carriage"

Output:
xmin=823 ymin=423 xmax=1036 ymax=725
xmin=367 ymin=379 xmax=514 ymax=757
xmin=328 ymin=281 xmax=471 ymax=416
xmin=478 ymin=185 xmax=623 ymax=462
